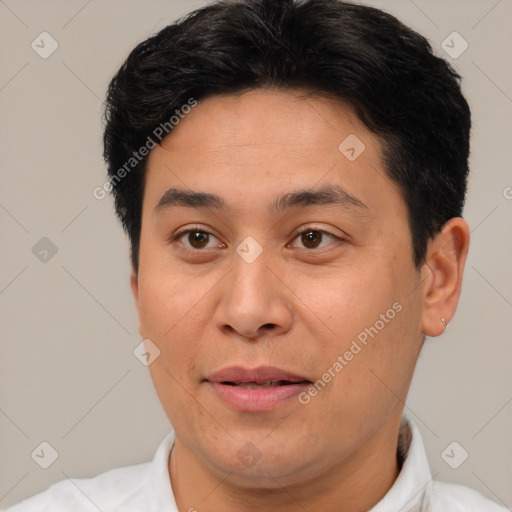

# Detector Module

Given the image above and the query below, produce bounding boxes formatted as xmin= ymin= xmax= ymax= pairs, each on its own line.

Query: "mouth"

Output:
xmin=220 ymin=379 xmax=309 ymax=388
xmin=205 ymin=366 xmax=312 ymax=411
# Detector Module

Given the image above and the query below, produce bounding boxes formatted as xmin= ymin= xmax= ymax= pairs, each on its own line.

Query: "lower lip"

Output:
xmin=207 ymin=381 xmax=310 ymax=412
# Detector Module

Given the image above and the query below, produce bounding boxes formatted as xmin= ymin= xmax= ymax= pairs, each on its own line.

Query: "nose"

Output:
xmin=212 ymin=247 xmax=293 ymax=341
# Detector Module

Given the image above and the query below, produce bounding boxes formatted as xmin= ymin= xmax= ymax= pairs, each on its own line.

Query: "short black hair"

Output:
xmin=103 ymin=0 xmax=471 ymax=272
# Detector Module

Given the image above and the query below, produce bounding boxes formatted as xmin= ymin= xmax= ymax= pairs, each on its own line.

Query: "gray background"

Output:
xmin=0 ymin=0 xmax=511 ymax=509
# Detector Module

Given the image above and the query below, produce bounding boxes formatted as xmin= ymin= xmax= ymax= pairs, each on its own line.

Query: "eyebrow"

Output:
xmin=154 ymin=184 xmax=369 ymax=215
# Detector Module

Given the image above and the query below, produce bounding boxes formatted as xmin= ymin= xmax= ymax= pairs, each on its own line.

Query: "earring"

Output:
xmin=441 ymin=318 xmax=448 ymax=329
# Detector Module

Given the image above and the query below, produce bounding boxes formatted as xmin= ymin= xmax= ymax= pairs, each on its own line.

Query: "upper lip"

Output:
xmin=205 ymin=366 xmax=311 ymax=384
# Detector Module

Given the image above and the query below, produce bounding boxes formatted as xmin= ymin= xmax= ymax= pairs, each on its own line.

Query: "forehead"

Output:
xmin=156 ymin=88 xmax=372 ymax=156
xmin=143 ymin=89 xmax=404 ymax=220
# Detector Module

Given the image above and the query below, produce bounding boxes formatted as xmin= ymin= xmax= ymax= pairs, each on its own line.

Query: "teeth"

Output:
xmin=231 ymin=380 xmax=285 ymax=388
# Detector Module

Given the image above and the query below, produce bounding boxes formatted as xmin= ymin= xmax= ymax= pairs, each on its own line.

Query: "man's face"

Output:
xmin=132 ymin=89 xmax=426 ymax=486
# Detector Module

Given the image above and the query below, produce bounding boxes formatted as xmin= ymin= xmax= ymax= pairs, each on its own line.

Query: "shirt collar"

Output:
xmin=369 ymin=415 xmax=433 ymax=512
xmin=148 ymin=414 xmax=433 ymax=512
xmin=146 ymin=429 xmax=179 ymax=511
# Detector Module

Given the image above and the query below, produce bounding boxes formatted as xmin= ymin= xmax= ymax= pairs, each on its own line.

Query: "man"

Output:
xmin=6 ymin=0 xmax=509 ymax=510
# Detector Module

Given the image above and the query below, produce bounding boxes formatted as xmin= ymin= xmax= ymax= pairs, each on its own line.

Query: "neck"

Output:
xmin=169 ymin=415 xmax=402 ymax=512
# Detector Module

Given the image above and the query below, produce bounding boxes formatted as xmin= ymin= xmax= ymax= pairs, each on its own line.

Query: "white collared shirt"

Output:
xmin=4 ymin=416 xmax=509 ymax=511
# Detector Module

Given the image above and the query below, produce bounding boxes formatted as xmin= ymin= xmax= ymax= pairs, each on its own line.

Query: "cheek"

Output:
xmin=311 ymin=264 xmax=395 ymax=339
xmin=137 ymin=262 xmax=201 ymax=336
xmin=138 ymin=270 xmax=205 ymax=420
xmin=311 ymin=259 xmax=420 ymax=391
xmin=136 ymin=270 xmax=207 ymax=384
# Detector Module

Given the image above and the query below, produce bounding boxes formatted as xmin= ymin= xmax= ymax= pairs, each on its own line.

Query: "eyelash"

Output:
xmin=170 ymin=225 xmax=345 ymax=253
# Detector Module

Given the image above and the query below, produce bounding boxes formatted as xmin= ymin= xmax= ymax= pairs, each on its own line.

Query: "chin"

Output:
xmin=204 ymin=440 xmax=317 ymax=487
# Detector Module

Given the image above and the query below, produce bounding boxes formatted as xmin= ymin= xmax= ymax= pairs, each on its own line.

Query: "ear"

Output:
xmin=419 ymin=217 xmax=470 ymax=337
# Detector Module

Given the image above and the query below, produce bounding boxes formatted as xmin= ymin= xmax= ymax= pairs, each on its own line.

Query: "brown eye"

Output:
xmin=173 ymin=228 xmax=224 ymax=251
xmin=187 ymin=230 xmax=210 ymax=249
xmin=291 ymin=228 xmax=342 ymax=250
xmin=301 ymin=230 xmax=323 ymax=249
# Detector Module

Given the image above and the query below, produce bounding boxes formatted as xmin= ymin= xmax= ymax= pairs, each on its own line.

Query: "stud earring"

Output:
xmin=441 ymin=318 xmax=448 ymax=329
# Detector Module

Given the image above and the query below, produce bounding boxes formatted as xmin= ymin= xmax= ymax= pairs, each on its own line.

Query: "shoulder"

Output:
xmin=431 ymin=480 xmax=510 ymax=512
xmin=4 ymin=461 xmax=151 ymax=512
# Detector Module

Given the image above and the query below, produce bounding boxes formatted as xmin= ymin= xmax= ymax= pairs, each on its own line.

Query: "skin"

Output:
xmin=130 ymin=88 xmax=470 ymax=512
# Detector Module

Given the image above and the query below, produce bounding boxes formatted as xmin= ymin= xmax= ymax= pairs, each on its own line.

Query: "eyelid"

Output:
xmin=171 ymin=224 xmax=224 ymax=247
xmin=172 ymin=224 xmax=214 ymax=239
xmin=289 ymin=224 xmax=346 ymax=241
xmin=171 ymin=223 xmax=346 ymax=252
